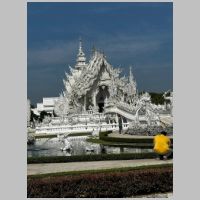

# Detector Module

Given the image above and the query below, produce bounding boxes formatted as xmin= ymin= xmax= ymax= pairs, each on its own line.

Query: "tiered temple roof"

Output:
xmin=55 ymin=40 xmax=137 ymax=116
xmin=73 ymin=51 xmax=117 ymax=96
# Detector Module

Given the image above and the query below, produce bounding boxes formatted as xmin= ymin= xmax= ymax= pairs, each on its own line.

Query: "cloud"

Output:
xmin=28 ymin=40 xmax=78 ymax=69
xmin=27 ymin=31 xmax=172 ymax=73
xmin=91 ymin=33 xmax=172 ymax=68
xmin=27 ymin=35 xmax=172 ymax=105
xmin=102 ymin=32 xmax=170 ymax=52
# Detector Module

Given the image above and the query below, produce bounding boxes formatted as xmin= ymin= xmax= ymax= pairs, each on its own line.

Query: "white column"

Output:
xmin=93 ymin=92 xmax=96 ymax=107
xmin=115 ymin=114 xmax=119 ymax=124
xmin=122 ymin=93 xmax=124 ymax=101
xmin=84 ymin=95 xmax=86 ymax=111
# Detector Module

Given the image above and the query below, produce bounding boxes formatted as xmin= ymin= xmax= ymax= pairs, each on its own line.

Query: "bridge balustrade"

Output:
xmin=35 ymin=122 xmax=129 ymax=135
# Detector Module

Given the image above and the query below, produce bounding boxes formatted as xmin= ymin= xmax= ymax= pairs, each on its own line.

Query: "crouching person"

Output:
xmin=153 ymin=131 xmax=173 ymax=160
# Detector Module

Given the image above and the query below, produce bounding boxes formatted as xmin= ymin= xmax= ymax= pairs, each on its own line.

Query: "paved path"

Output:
xmin=27 ymin=159 xmax=173 ymax=175
xmin=134 ymin=192 xmax=173 ymax=198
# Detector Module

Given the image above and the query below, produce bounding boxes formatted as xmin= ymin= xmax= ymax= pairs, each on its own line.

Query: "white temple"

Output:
xmin=54 ymin=39 xmax=137 ymax=116
xmin=33 ymin=40 xmax=173 ymax=135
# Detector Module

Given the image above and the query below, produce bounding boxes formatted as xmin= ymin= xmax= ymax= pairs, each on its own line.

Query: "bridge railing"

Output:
xmin=35 ymin=122 xmax=129 ymax=135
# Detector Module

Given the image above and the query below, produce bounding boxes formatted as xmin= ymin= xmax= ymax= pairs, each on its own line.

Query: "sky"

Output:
xmin=27 ymin=2 xmax=173 ymax=105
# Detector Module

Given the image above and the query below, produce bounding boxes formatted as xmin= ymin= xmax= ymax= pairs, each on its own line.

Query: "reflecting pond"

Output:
xmin=27 ymin=137 xmax=153 ymax=157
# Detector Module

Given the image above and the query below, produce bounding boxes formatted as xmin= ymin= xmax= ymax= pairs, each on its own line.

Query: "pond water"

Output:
xmin=27 ymin=137 xmax=153 ymax=157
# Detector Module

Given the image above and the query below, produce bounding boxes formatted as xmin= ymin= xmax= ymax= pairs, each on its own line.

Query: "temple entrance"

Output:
xmin=98 ymin=103 xmax=104 ymax=113
xmin=96 ymin=86 xmax=110 ymax=113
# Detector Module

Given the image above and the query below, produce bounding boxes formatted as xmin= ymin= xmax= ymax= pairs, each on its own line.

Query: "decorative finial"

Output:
xmin=129 ymin=66 xmax=134 ymax=76
xmin=79 ymin=37 xmax=83 ymax=52
xmin=129 ymin=65 xmax=135 ymax=82
xmin=92 ymin=44 xmax=96 ymax=53
xmin=129 ymin=65 xmax=132 ymax=73
xmin=76 ymin=38 xmax=86 ymax=69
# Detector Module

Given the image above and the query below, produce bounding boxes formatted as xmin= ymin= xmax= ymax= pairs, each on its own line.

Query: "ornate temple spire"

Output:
xmin=78 ymin=38 xmax=84 ymax=55
xmin=128 ymin=66 xmax=137 ymax=95
xmin=129 ymin=66 xmax=134 ymax=83
xmin=91 ymin=44 xmax=96 ymax=55
xmin=75 ymin=38 xmax=86 ymax=69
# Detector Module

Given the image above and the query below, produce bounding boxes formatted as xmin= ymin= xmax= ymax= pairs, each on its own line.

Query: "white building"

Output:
xmin=36 ymin=97 xmax=59 ymax=115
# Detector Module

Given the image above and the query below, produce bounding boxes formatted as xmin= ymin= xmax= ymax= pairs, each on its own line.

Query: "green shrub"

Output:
xmin=68 ymin=132 xmax=92 ymax=137
xmin=99 ymin=131 xmax=173 ymax=145
xmin=27 ymin=166 xmax=173 ymax=198
xmin=149 ymin=92 xmax=165 ymax=105
xmin=27 ymin=152 xmax=157 ymax=164
xmin=34 ymin=134 xmax=57 ymax=139
xmin=86 ymin=138 xmax=155 ymax=148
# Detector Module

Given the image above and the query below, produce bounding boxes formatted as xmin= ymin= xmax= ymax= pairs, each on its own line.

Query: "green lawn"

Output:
xmin=86 ymin=138 xmax=154 ymax=148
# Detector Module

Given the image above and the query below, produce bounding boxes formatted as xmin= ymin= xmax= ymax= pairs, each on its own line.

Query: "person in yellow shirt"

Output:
xmin=153 ymin=131 xmax=172 ymax=160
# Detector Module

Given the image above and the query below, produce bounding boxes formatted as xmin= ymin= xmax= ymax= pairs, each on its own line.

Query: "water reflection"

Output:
xmin=27 ymin=137 xmax=153 ymax=157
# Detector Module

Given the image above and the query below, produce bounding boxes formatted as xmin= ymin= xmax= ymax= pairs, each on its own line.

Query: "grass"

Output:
xmin=27 ymin=163 xmax=173 ymax=179
xmin=34 ymin=134 xmax=57 ymax=139
xmin=68 ymin=132 xmax=92 ymax=137
xmin=86 ymin=138 xmax=154 ymax=148
xmin=95 ymin=131 xmax=173 ymax=148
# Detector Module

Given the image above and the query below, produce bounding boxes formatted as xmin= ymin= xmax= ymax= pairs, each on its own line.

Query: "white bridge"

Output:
xmin=105 ymin=106 xmax=136 ymax=121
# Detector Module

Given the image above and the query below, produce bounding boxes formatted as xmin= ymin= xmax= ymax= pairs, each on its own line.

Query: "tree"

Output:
xmin=149 ymin=92 xmax=165 ymax=105
xmin=39 ymin=111 xmax=51 ymax=122
xmin=30 ymin=104 xmax=35 ymax=109
xmin=30 ymin=110 xmax=39 ymax=122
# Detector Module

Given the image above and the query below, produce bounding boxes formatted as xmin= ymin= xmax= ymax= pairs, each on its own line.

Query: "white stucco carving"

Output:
xmin=34 ymin=40 xmax=173 ymax=135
